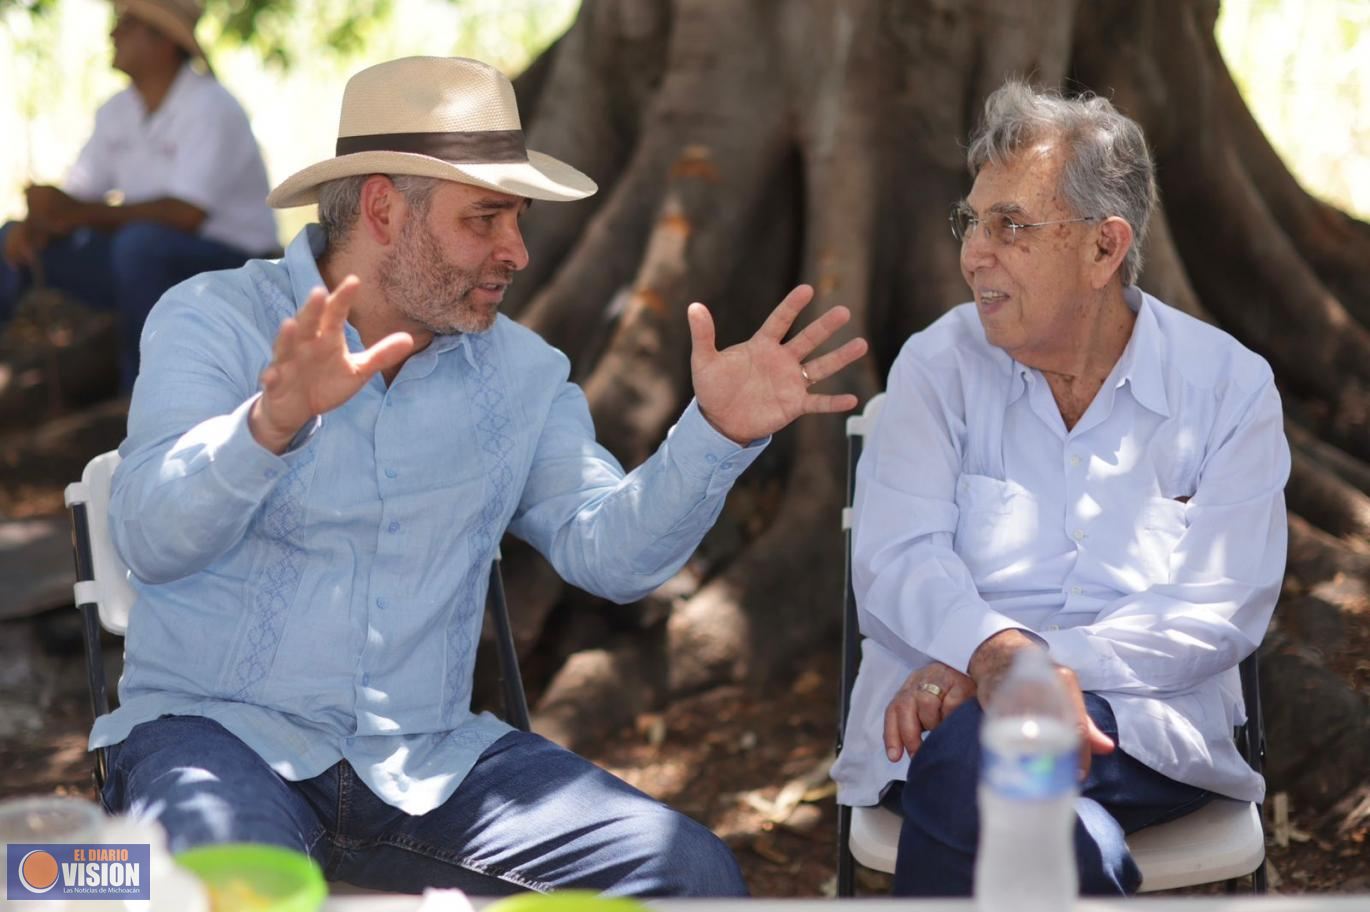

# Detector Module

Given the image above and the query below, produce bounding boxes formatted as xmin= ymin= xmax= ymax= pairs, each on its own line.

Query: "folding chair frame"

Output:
xmin=834 ymin=395 xmax=1268 ymax=896
xmin=67 ymin=451 xmax=532 ymax=793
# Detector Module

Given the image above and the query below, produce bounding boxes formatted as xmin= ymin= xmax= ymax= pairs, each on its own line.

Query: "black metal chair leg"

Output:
xmin=837 ymin=803 xmax=855 ymax=896
xmin=487 ymin=559 xmax=531 ymax=732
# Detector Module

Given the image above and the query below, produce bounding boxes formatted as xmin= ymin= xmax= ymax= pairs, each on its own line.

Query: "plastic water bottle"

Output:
xmin=974 ymin=647 xmax=1080 ymax=912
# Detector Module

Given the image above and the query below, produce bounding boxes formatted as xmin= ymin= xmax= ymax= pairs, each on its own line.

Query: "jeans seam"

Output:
xmin=326 ymin=764 xmax=353 ymax=877
xmin=378 ymin=832 xmax=555 ymax=893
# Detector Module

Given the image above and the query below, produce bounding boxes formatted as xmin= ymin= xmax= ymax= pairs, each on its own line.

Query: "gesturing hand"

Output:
xmin=884 ymin=662 xmax=977 ymax=762
xmin=688 ymin=284 xmax=868 ymax=445
xmin=249 ymin=277 xmax=414 ymax=454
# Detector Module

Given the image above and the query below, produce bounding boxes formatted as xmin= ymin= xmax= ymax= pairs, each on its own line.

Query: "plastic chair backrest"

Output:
xmin=64 ymin=450 xmax=135 ymax=635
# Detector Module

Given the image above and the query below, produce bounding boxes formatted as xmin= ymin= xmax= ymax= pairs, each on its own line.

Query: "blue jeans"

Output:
xmin=0 ymin=221 xmax=258 ymax=390
xmin=885 ymin=693 xmax=1212 ymax=896
xmin=99 ymin=716 xmax=747 ymax=897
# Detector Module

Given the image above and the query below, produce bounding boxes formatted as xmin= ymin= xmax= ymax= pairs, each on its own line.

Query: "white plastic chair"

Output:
xmin=64 ymin=451 xmax=135 ymax=788
xmin=65 ymin=449 xmax=532 ymax=791
xmin=835 ymin=393 xmax=1268 ymax=894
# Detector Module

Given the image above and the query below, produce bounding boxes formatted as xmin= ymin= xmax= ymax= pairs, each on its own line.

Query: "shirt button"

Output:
xmin=721 ymin=461 xmax=735 ymax=471
xmin=376 ymin=597 xmax=386 ymax=609
xmin=1071 ymin=585 xmax=1083 ymax=595
xmin=706 ymin=454 xmax=719 ymax=464
xmin=1073 ymin=529 xmax=1087 ymax=542
xmin=1069 ymin=454 xmax=1082 ymax=467
xmin=264 ymin=468 xmax=279 ymax=479
xmin=1046 ymin=624 xmax=1061 ymax=632
xmin=346 ymin=736 xmax=355 ymax=745
xmin=388 ymin=521 xmax=401 ymax=533
xmin=385 ymin=468 xmax=398 ymax=479
xmin=362 ymin=673 xmax=371 ymax=686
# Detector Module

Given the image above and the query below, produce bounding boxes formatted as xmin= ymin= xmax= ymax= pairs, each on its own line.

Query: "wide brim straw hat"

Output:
xmin=115 ymin=0 xmax=205 ymax=62
xmin=267 ymin=56 xmax=597 ymax=208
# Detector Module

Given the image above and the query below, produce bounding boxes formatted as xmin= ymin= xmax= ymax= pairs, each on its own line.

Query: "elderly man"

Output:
xmin=0 ymin=0 xmax=277 ymax=389
xmin=831 ymin=81 xmax=1288 ymax=895
xmin=92 ymin=56 xmax=866 ymax=897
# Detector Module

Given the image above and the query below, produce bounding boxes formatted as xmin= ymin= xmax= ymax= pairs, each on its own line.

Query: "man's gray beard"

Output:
xmin=378 ymin=220 xmax=504 ymax=336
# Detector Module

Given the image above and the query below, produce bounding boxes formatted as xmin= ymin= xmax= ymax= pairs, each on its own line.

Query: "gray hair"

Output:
xmin=316 ymin=174 xmax=443 ymax=249
xmin=966 ymin=81 xmax=1157 ymax=286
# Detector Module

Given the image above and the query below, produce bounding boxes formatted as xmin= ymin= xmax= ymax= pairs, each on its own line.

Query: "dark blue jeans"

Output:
xmin=0 ymin=221 xmax=257 ymax=390
xmin=885 ymin=693 xmax=1212 ymax=896
xmin=100 ymin=715 xmax=747 ymax=897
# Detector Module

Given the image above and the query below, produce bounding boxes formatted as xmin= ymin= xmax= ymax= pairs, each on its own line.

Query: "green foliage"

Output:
xmin=210 ymin=0 xmax=398 ymax=68
xmin=0 ymin=0 xmax=61 ymax=15
xmin=1 ymin=0 xmax=398 ymax=65
xmin=1217 ymin=0 xmax=1370 ymax=218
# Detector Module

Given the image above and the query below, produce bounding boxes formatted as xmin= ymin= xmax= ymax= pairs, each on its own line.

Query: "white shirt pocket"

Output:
xmin=1135 ymin=496 xmax=1190 ymax=585
xmin=953 ymin=474 xmax=1039 ymax=585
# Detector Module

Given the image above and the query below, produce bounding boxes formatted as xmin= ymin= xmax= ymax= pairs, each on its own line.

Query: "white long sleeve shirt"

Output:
xmin=831 ymin=287 xmax=1289 ymax=806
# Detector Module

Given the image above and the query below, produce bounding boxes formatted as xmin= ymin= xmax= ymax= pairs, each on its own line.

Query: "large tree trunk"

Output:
xmin=489 ymin=0 xmax=1370 ymax=819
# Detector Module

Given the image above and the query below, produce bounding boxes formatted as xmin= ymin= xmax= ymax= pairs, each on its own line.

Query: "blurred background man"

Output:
xmin=0 ymin=0 xmax=277 ymax=390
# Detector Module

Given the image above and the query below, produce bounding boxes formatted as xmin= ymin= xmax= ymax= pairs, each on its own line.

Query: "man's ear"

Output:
xmin=359 ymin=175 xmax=403 ymax=247
xmin=1090 ymin=216 xmax=1134 ymax=289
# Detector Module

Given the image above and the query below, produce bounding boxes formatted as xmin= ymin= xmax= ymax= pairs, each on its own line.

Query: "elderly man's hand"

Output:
xmin=687 ymin=284 xmax=868 ymax=444
xmin=969 ymin=629 xmax=1115 ymax=778
xmin=883 ymin=661 xmax=977 ymax=762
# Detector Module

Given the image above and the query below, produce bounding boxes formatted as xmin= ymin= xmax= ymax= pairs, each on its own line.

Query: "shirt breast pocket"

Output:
xmin=953 ymin=474 xmax=1039 ymax=584
xmin=1134 ymin=496 xmax=1190 ymax=585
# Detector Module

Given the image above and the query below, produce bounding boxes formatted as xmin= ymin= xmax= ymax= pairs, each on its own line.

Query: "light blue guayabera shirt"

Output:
xmin=91 ymin=226 xmax=765 ymax=815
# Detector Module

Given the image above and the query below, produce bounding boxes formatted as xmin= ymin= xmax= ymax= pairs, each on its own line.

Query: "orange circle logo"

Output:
xmin=18 ymin=850 xmax=60 ymax=893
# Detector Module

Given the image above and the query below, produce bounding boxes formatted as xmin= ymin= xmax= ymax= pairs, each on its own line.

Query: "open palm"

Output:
xmin=689 ymin=284 xmax=868 ymax=444
xmin=249 ymin=277 xmax=414 ymax=453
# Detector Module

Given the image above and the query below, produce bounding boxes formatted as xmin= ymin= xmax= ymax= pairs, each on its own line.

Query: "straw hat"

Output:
xmin=115 ymin=0 xmax=205 ymax=61
xmin=267 ymin=56 xmax=598 ymax=208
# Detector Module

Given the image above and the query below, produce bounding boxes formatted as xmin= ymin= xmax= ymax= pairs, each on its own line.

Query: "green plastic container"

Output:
xmin=487 ymin=891 xmax=649 ymax=912
xmin=176 ymin=843 xmax=326 ymax=912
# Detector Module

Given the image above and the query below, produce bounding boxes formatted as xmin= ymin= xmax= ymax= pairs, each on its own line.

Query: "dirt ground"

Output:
xmin=1 ymin=608 xmax=1366 ymax=898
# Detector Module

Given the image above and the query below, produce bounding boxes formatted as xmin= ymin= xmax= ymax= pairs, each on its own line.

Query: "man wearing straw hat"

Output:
xmin=91 ymin=56 xmax=867 ymax=895
xmin=0 ymin=0 xmax=277 ymax=390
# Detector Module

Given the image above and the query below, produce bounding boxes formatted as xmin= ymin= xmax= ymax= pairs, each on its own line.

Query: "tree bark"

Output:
xmin=494 ymin=0 xmax=1370 ymax=813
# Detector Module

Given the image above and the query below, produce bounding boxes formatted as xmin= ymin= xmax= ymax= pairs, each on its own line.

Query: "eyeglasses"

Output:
xmin=949 ymin=204 xmax=1101 ymax=247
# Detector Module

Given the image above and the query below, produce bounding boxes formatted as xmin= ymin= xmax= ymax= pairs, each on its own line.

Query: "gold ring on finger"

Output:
xmin=916 ymin=682 xmax=945 ymax=699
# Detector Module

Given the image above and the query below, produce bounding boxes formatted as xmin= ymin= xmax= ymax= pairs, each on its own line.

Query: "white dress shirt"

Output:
xmin=831 ymin=287 xmax=1289 ymax=806
xmin=65 ymin=64 xmax=278 ymax=254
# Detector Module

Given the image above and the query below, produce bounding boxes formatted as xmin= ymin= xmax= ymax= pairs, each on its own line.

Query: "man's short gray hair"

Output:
xmin=966 ymin=81 xmax=1157 ymax=286
xmin=316 ymin=174 xmax=443 ymax=249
